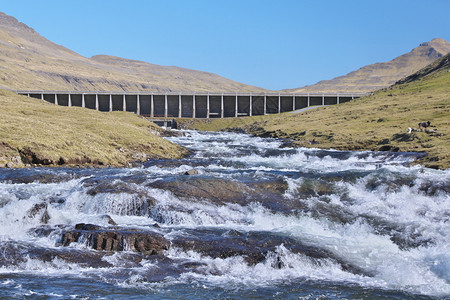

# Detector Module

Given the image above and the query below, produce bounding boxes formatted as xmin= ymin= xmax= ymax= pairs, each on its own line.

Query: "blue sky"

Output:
xmin=1 ymin=0 xmax=449 ymax=90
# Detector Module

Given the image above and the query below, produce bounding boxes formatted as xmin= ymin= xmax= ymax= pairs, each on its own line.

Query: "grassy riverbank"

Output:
xmin=179 ymin=54 xmax=450 ymax=169
xmin=0 ymin=90 xmax=188 ymax=168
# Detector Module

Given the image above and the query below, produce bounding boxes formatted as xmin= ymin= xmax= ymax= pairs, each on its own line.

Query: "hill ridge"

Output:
xmin=285 ymin=38 xmax=450 ymax=93
xmin=0 ymin=11 xmax=267 ymax=93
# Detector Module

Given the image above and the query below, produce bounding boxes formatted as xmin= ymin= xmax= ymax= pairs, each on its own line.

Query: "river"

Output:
xmin=0 ymin=130 xmax=449 ymax=299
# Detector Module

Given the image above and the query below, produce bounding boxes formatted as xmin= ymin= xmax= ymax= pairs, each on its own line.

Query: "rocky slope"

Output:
xmin=0 ymin=12 xmax=266 ymax=93
xmin=285 ymin=38 xmax=450 ymax=93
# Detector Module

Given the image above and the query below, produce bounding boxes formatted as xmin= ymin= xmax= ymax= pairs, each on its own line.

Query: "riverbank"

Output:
xmin=178 ymin=54 xmax=450 ymax=169
xmin=0 ymin=89 xmax=188 ymax=168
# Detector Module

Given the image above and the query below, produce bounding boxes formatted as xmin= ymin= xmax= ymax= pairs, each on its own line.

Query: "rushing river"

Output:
xmin=0 ymin=131 xmax=449 ymax=299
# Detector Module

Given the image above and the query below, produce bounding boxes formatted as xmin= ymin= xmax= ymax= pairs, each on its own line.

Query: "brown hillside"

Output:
xmin=0 ymin=12 xmax=266 ymax=93
xmin=285 ymin=38 xmax=450 ymax=93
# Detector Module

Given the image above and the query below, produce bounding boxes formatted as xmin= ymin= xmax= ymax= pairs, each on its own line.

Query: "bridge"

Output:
xmin=15 ymin=91 xmax=368 ymax=118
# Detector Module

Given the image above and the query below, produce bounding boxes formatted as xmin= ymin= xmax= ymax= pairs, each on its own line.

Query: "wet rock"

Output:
xmin=0 ymin=241 xmax=113 ymax=268
xmin=148 ymin=176 xmax=253 ymax=206
xmin=183 ymin=169 xmax=199 ymax=176
xmin=0 ymin=240 xmax=203 ymax=281
xmin=0 ymin=170 xmax=75 ymax=184
xmin=171 ymin=229 xmax=372 ymax=276
xmin=100 ymin=214 xmax=118 ymax=225
xmin=148 ymin=176 xmax=291 ymax=211
xmin=25 ymin=202 xmax=50 ymax=224
xmin=82 ymin=178 xmax=156 ymax=216
xmin=61 ymin=224 xmax=169 ymax=255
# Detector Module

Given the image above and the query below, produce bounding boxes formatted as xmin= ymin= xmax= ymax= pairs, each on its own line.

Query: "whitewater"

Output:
xmin=0 ymin=130 xmax=449 ymax=299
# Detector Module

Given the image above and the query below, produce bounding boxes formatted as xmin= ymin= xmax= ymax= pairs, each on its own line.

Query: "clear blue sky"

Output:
xmin=1 ymin=0 xmax=449 ymax=90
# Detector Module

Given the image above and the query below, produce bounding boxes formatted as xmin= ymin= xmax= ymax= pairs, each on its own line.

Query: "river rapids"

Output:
xmin=0 ymin=131 xmax=449 ymax=299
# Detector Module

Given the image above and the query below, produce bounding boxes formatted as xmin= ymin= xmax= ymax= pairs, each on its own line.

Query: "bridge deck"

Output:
xmin=14 ymin=90 xmax=368 ymax=119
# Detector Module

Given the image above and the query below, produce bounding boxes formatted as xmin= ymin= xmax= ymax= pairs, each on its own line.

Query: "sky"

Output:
xmin=1 ymin=0 xmax=449 ymax=90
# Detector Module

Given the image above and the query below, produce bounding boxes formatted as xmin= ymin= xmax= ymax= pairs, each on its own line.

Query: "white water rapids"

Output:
xmin=0 ymin=130 xmax=449 ymax=299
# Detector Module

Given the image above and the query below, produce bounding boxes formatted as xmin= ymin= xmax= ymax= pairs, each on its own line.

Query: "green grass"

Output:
xmin=179 ymin=59 xmax=450 ymax=169
xmin=0 ymin=90 xmax=188 ymax=167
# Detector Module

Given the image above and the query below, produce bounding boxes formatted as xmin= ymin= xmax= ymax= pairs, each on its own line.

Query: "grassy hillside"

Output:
xmin=180 ymin=54 xmax=450 ymax=169
xmin=0 ymin=90 xmax=188 ymax=168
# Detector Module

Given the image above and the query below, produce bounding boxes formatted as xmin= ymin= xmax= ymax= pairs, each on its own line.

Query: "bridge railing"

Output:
xmin=14 ymin=90 xmax=369 ymax=97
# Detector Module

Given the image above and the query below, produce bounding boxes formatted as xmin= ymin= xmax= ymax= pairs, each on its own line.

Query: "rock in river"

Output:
xmin=61 ymin=223 xmax=169 ymax=255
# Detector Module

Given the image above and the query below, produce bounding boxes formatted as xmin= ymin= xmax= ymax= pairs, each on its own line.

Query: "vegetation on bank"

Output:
xmin=0 ymin=90 xmax=188 ymax=168
xmin=179 ymin=54 xmax=450 ymax=169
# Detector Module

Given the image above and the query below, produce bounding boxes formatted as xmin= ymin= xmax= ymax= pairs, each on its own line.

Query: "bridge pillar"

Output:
xmin=109 ymin=94 xmax=112 ymax=112
xmin=293 ymin=95 xmax=296 ymax=111
xmin=68 ymin=94 xmax=72 ymax=107
xmin=322 ymin=94 xmax=325 ymax=106
xmin=221 ymin=94 xmax=224 ymax=118
xmin=164 ymin=94 xmax=168 ymax=117
xmin=122 ymin=94 xmax=126 ymax=111
xmin=55 ymin=94 xmax=58 ymax=106
xmin=193 ymin=95 xmax=196 ymax=118
xmin=95 ymin=94 xmax=99 ymax=111
xmin=278 ymin=94 xmax=281 ymax=114
xmin=151 ymin=94 xmax=154 ymax=117
xmin=207 ymin=94 xmax=210 ymax=118
xmin=137 ymin=94 xmax=140 ymax=115
xmin=307 ymin=94 xmax=310 ymax=107
xmin=235 ymin=95 xmax=238 ymax=118
xmin=264 ymin=95 xmax=267 ymax=115
xmin=178 ymin=94 xmax=182 ymax=118
xmin=249 ymin=94 xmax=253 ymax=116
xmin=82 ymin=94 xmax=85 ymax=108
xmin=41 ymin=93 xmax=44 ymax=100
xmin=337 ymin=95 xmax=340 ymax=104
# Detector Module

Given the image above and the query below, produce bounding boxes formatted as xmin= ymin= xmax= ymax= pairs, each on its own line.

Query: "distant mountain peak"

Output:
xmin=285 ymin=38 xmax=450 ymax=93
xmin=0 ymin=12 xmax=36 ymax=34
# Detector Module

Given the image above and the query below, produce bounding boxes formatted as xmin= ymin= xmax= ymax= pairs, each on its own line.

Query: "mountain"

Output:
xmin=285 ymin=38 xmax=450 ymax=93
xmin=1 ymin=11 xmax=448 ymax=94
xmin=0 ymin=12 xmax=266 ymax=93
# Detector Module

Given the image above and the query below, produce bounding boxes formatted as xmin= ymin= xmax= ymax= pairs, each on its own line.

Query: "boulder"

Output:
xmin=61 ymin=223 xmax=169 ymax=255
xmin=183 ymin=169 xmax=199 ymax=176
xmin=172 ymin=229 xmax=372 ymax=276
xmin=25 ymin=202 xmax=50 ymax=224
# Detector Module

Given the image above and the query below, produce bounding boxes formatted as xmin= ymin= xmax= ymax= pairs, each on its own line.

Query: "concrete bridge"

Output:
xmin=16 ymin=91 xmax=368 ymax=118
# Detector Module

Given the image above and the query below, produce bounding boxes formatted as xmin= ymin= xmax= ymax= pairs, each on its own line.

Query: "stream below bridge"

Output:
xmin=0 ymin=130 xmax=449 ymax=299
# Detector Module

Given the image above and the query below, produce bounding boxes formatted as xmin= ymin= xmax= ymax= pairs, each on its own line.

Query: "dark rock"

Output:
xmin=18 ymin=148 xmax=53 ymax=165
xmin=61 ymin=224 xmax=169 ymax=255
xmin=148 ymin=176 xmax=290 ymax=211
xmin=183 ymin=169 xmax=199 ymax=176
xmin=25 ymin=202 xmax=50 ymax=224
xmin=378 ymin=145 xmax=400 ymax=152
xmin=75 ymin=223 xmax=101 ymax=230
xmin=171 ymin=229 xmax=372 ymax=276
xmin=0 ymin=170 xmax=75 ymax=184
xmin=148 ymin=176 xmax=253 ymax=206
xmin=100 ymin=214 xmax=118 ymax=225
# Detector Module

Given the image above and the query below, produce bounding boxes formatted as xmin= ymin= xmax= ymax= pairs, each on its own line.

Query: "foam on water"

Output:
xmin=0 ymin=130 xmax=448 ymax=298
